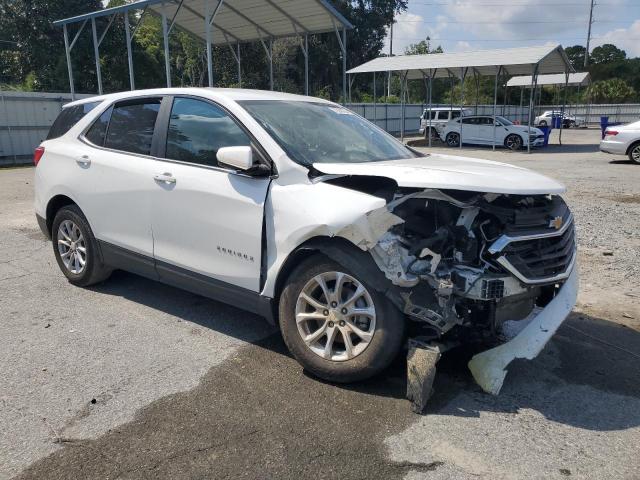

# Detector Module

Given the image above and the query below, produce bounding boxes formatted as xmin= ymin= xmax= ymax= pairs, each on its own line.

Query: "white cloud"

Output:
xmin=592 ymin=20 xmax=640 ymax=57
xmin=383 ymin=12 xmax=425 ymax=55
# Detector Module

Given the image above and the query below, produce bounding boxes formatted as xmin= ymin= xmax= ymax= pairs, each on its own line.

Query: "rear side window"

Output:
xmin=451 ymin=111 xmax=461 ymax=119
xmin=165 ymin=97 xmax=251 ymax=167
xmin=104 ymin=99 xmax=161 ymax=155
xmin=85 ymin=107 xmax=112 ymax=146
xmin=47 ymin=101 xmax=100 ymax=140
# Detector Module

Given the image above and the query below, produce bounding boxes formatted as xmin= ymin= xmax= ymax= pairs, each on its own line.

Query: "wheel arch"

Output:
xmin=626 ymin=140 xmax=640 ymax=156
xmin=271 ymin=236 xmax=404 ymax=320
xmin=45 ymin=194 xmax=78 ymax=236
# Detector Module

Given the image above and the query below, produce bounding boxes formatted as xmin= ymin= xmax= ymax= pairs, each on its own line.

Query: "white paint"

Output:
xmin=313 ymin=155 xmax=565 ymax=195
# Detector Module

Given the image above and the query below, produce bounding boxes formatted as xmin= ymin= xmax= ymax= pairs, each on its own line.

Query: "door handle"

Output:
xmin=76 ymin=155 xmax=91 ymax=167
xmin=153 ymin=173 xmax=176 ymax=185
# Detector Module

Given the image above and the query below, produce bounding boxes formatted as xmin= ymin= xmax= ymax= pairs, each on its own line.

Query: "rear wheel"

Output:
xmin=279 ymin=256 xmax=405 ymax=383
xmin=505 ymin=133 xmax=523 ymax=150
xmin=539 ymin=120 xmax=547 ymax=127
xmin=629 ymin=143 xmax=640 ymax=164
xmin=52 ymin=205 xmax=112 ymax=287
xmin=446 ymin=132 xmax=460 ymax=147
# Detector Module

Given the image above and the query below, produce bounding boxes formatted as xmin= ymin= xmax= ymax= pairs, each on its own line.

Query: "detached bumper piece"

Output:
xmin=406 ymin=339 xmax=442 ymax=413
xmin=468 ymin=264 xmax=578 ymax=395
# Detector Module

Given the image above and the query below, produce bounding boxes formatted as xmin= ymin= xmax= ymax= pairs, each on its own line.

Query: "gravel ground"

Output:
xmin=1 ymin=128 xmax=639 ymax=479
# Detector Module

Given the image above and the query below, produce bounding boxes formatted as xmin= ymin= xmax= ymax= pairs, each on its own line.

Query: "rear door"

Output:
xmin=460 ymin=117 xmax=478 ymax=142
xmin=78 ymin=97 xmax=163 ymax=273
xmin=150 ymin=96 xmax=271 ymax=292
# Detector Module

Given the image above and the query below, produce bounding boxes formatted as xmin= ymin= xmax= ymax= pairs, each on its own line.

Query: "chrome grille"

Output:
xmin=489 ymin=215 xmax=576 ymax=285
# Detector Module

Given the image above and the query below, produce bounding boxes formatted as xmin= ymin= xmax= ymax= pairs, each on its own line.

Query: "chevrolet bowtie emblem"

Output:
xmin=549 ymin=216 xmax=563 ymax=230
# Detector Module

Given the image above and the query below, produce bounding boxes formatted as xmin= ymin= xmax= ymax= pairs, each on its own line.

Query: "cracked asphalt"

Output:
xmin=2 ymin=129 xmax=640 ymax=479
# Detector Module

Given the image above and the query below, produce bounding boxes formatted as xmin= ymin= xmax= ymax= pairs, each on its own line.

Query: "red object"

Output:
xmin=33 ymin=146 xmax=45 ymax=166
xmin=605 ymin=130 xmax=619 ymax=136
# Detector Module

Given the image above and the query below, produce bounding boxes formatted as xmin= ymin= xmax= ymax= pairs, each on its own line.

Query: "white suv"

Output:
xmin=418 ymin=107 xmax=472 ymax=139
xmin=35 ymin=88 xmax=578 ymax=390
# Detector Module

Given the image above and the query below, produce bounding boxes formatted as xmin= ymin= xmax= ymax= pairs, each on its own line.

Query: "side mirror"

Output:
xmin=217 ymin=146 xmax=253 ymax=171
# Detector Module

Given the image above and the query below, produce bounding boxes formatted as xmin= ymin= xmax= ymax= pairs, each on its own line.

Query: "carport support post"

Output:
xmin=63 ymin=25 xmax=75 ymax=100
xmin=492 ymin=66 xmax=502 ymax=151
xmin=428 ymin=73 xmax=434 ymax=147
xmin=269 ymin=38 xmax=274 ymax=90
xmin=161 ymin=2 xmax=171 ymax=88
xmin=91 ymin=18 xmax=103 ymax=95
xmin=205 ymin=0 xmax=213 ymax=87
xmin=124 ymin=13 xmax=135 ymax=90
xmin=373 ymin=72 xmax=377 ymax=124
xmin=304 ymin=34 xmax=309 ymax=95
xmin=559 ymin=71 xmax=569 ymax=145
xmin=342 ymin=28 xmax=347 ymax=105
xmin=459 ymin=67 xmax=467 ymax=150
xmin=527 ymin=65 xmax=539 ymax=154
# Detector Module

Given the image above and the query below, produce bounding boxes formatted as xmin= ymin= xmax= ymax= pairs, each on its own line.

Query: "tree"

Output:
xmin=585 ymin=78 xmax=635 ymax=103
xmin=590 ymin=44 xmax=626 ymax=65
xmin=565 ymin=45 xmax=586 ymax=70
xmin=405 ymin=37 xmax=443 ymax=55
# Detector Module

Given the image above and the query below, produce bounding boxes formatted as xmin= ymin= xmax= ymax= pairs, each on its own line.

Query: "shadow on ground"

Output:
xmin=16 ymin=272 xmax=640 ymax=479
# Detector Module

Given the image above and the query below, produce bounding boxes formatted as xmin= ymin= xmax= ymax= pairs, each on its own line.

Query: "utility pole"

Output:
xmin=584 ymin=0 xmax=595 ymax=68
xmin=388 ymin=20 xmax=393 ymax=98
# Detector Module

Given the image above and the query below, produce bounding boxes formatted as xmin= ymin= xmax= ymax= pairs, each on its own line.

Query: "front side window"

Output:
xmin=104 ymin=99 xmax=161 ymax=155
xmin=165 ymin=98 xmax=251 ymax=167
xmin=47 ymin=101 xmax=100 ymax=140
xmin=240 ymin=100 xmax=417 ymax=166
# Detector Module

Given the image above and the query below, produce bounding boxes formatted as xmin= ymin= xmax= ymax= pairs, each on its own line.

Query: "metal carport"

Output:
xmin=508 ymin=72 xmax=591 ymax=129
xmin=346 ymin=45 xmax=574 ymax=152
xmin=53 ymin=0 xmax=352 ymax=100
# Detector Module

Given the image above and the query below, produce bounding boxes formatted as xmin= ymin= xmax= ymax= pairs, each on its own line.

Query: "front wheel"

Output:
xmin=538 ymin=120 xmax=547 ymax=127
xmin=446 ymin=132 xmax=460 ymax=147
xmin=629 ymin=143 xmax=640 ymax=164
xmin=279 ymin=256 xmax=405 ymax=383
xmin=505 ymin=133 xmax=523 ymax=150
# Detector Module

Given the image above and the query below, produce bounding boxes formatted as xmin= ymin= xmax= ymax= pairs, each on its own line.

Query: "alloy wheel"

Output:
xmin=447 ymin=133 xmax=460 ymax=147
xmin=631 ymin=145 xmax=640 ymax=163
xmin=295 ymin=271 xmax=376 ymax=362
xmin=506 ymin=135 xmax=522 ymax=150
xmin=57 ymin=220 xmax=87 ymax=274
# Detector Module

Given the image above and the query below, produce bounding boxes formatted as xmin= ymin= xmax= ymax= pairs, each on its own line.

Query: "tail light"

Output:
xmin=605 ymin=130 xmax=619 ymax=136
xmin=33 ymin=146 xmax=45 ymax=166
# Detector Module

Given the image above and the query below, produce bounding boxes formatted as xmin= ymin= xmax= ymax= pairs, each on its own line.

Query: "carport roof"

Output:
xmin=506 ymin=72 xmax=591 ymax=88
xmin=53 ymin=0 xmax=353 ymax=45
xmin=346 ymin=45 xmax=574 ymax=80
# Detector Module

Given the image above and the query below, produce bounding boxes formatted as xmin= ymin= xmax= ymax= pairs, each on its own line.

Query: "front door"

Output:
xmin=150 ymin=96 xmax=270 ymax=292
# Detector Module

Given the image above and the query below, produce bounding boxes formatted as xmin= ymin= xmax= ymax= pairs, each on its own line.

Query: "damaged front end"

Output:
xmin=325 ymin=176 xmax=578 ymax=405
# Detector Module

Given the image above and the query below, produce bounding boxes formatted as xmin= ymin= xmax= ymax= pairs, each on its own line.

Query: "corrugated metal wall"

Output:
xmin=0 ymin=91 xmax=94 ymax=166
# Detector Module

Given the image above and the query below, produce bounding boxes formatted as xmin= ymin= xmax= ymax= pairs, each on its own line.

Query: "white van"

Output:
xmin=419 ymin=107 xmax=472 ymax=139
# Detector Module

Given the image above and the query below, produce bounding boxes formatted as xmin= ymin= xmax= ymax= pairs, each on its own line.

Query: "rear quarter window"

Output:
xmin=47 ymin=101 xmax=100 ymax=140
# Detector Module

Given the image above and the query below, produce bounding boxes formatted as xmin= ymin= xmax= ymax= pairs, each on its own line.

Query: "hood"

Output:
xmin=313 ymin=154 xmax=566 ymax=195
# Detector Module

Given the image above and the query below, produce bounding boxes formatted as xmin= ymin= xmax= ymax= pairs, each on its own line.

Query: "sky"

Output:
xmin=384 ymin=0 xmax=640 ymax=58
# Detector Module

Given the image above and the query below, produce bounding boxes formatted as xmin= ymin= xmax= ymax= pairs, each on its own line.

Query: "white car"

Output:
xmin=535 ymin=110 xmax=584 ymax=128
xmin=600 ymin=120 xmax=640 ymax=164
xmin=418 ymin=107 xmax=472 ymax=140
xmin=34 ymin=88 xmax=577 ymax=391
xmin=441 ymin=115 xmax=545 ymax=150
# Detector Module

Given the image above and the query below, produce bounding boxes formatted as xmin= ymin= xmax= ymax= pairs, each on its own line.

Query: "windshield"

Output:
xmin=496 ymin=116 xmax=513 ymax=125
xmin=239 ymin=100 xmax=417 ymax=166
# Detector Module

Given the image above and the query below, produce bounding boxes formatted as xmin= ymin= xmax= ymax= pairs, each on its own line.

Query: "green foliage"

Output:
xmin=565 ymin=45 xmax=586 ymax=70
xmin=404 ymin=37 xmax=443 ymax=55
xmin=590 ymin=44 xmax=626 ymax=65
xmin=585 ymin=78 xmax=635 ymax=103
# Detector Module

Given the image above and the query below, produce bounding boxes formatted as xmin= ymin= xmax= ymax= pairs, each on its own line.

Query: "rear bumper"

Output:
xmin=468 ymin=263 xmax=578 ymax=394
xmin=600 ymin=139 xmax=627 ymax=155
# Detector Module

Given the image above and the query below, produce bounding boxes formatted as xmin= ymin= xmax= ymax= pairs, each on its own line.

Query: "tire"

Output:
xmin=629 ymin=143 xmax=640 ymax=164
xmin=278 ymin=255 xmax=405 ymax=383
xmin=425 ymin=127 xmax=439 ymax=142
xmin=504 ymin=133 xmax=523 ymax=151
xmin=52 ymin=205 xmax=112 ymax=287
xmin=539 ymin=120 xmax=547 ymax=127
xmin=446 ymin=132 xmax=460 ymax=147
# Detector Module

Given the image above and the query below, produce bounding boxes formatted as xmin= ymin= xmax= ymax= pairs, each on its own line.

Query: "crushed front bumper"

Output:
xmin=468 ymin=263 xmax=579 ymax=395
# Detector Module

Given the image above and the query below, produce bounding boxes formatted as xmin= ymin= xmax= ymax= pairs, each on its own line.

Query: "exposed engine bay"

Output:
xmin=324 ymin=175 xmax=576 ymax=341
xmin=321 ymin=174 xmax=578 ymax=408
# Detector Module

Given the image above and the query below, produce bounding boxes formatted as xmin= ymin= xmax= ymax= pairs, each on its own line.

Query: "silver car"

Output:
xmin=600 ymin=120 xmax=640 ymax=164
